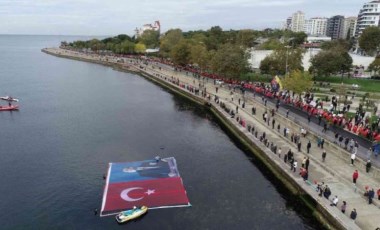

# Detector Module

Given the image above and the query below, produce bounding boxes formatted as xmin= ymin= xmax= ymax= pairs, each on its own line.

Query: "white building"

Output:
xmin=355 ymin=1 xmax=380 ymax=37
xmin=343 ymin=17 xmax=357 ymax=39
xmin=291 ymin=11 xmax=305 ymax=32
xmin=304 ymin=17 xmax=328 ymax=36
xmin=135 ymin=21 xmax=161 ymax=37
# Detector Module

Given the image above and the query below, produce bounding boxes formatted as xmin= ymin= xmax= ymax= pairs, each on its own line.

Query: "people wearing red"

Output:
xmin=352 ymin=170 xmax=359 ymax=184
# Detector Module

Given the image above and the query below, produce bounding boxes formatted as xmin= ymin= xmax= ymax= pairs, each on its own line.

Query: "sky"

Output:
xmin=0 ymin=0 xmax=365 ymax=36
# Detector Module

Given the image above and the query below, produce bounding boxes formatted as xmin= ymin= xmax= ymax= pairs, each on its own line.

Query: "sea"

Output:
xmin=0 ymin=35 xmax=319 ymax=230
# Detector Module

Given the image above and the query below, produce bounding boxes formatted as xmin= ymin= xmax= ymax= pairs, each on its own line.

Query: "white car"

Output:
xmin=215 ymin=79 xmax=224 ymax=85
xmin=351 ymin=84 xmax=359 ymax=90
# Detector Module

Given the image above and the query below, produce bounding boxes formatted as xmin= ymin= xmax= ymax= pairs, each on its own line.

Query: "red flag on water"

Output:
xmin=102 ymin=177 xmax=190 ymax=215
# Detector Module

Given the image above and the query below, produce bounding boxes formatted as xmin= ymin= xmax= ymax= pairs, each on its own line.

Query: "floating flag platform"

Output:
xmin=100 ymin=157 xmax=190 ymax=217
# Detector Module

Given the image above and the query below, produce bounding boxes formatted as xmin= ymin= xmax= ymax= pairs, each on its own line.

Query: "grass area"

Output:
xmin=313 ymin=76 xmax=380 ymax=93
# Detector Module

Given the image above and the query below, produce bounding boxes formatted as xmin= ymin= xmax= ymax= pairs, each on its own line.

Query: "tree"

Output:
xmin=282 ymin=70 xmax=312 ymax=96
xmin=359 ymin=26 xmax=380 ymax=56
xmin=134 ymin=43 xmax=146 ymax=53
xmin=368 ymin=57 xmax=380 ymax=75
xmin=160 ymin=29 xmax=183 ymax=57
xmin=170 ymin=39 xmax=191 ymax=66
xmin=309 ymin=50 xmax=352 ymax=77
xmin=259 ymin=47 xmax=304 ymax=75
xmin=120 ymin=40 xmax=135 ymax=54
xmin=138 ymin=30 xmax=160 ymax=49
xmin=289 ymin=32 xmax=307 ymax=47
xmin=190 ymin=44 xmax=209 ymax=71
xmin=236 ymin=30 xmax=258 ymax=48
xmin=88 ymin=39 xmax=105 ymax=53
xmin=321 ymin=39 xmax=350 ymax=51
xmin=210 ymin=43 xmax=250 ymax=79
xmin=205 ymin=26 xmax=225 ymax=50
xmin=258 ymin=39 xmax=284 ymax=50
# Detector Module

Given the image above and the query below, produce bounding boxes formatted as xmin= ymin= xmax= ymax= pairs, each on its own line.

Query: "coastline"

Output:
xmin=42 ymin=47 xmax=380 ymax=230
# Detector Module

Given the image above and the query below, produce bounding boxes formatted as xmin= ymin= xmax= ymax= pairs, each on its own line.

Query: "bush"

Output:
xmin=330 ymin=88 xmax=336 ymax=92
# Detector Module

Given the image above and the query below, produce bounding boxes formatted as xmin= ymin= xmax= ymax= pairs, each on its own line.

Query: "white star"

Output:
xmin=145 ymin=189 xmax=155 ymax=195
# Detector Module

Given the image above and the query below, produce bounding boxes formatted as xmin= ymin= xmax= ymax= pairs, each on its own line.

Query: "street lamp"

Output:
xmin=285 ymin=45 xmax=291 ymax=77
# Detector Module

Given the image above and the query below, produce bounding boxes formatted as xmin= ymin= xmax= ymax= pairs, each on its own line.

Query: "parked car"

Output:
xmin=215 ymin=79 xmax=224 ymax=85
xmin=351 ymin=84 xmax=359 ymax=90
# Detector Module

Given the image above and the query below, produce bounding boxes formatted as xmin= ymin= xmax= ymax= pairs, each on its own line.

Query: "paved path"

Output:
xmin=43 ymin=48 xmax=380 ymax=230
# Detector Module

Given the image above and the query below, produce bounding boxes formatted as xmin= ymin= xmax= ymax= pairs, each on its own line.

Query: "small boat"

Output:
xmin=115 ymin=206 xmax=148 ymax=223
xmin=0 ymin=96 xmax=19 ymax=102
xmin=0 ymin=105 xmax=19 ymax=111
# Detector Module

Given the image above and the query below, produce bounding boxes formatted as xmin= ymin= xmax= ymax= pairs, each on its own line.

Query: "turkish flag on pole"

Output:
xmin=102 ymin=177 xmax=190 ymax=215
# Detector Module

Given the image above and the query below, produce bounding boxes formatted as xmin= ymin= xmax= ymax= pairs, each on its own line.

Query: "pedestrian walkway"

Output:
xmin=43 ymin=48 xmax=380 ymax=230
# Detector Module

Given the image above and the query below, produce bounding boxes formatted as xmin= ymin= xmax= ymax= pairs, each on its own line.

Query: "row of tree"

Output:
xmin=65 ymin=26 xmax=380 ymax=80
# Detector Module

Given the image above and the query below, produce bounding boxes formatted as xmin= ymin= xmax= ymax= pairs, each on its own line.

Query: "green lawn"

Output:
xmin=313 ymin=76 xmax=380 ymax=93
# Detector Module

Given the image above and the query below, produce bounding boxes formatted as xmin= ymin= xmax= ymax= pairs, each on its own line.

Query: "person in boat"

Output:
xmin=8 ymin=102 xmax=11 ymax=107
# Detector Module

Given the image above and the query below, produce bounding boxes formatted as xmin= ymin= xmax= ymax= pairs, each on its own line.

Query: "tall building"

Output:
xmin=291 ymin=11 xmax=305 ymax=32
xmin=304 ymin=17 xmax=328 ymax=36
xmin=343 ymin=17 xmax=357 ymax=39
xmin=355 ymin=1 xmax=380 ymax=37
xmin=284 ymin=17 xmax=292 ymax=30
xmin=327 ymin=15 xmax=345 ymax=39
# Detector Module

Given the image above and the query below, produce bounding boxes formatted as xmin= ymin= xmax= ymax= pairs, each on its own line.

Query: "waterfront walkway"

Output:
xmin=43 ymin=48 xmax=380 ymax=230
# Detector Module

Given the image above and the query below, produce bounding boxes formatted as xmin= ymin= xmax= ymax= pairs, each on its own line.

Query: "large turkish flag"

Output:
xmin=101 ymin=177 xmax=190 ymax=215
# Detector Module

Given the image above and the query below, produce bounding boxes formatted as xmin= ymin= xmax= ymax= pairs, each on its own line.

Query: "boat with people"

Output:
xmin=0 ymin=96 xmax=19 ymax=102
xmin=0 ymin=105 xmax=19 ymax=111
xmin=115 ymin=206 xmax=148 ymax=223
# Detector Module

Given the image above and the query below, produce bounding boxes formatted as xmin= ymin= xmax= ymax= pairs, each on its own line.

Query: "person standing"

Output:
xmin=272 ymin=119 xmax=275 ymax=129
xmin=307 ymin=141 xmax=311 ymax=154
xmin=352 ymin=170 xmax=359 ymax=184
xmin=278 ymin=147 xmax=282 ymax=158
xmin=277 ymin=123 xmax=281 ymax=132
xmin=350 ymin=153 xmax=356 ymax=166
xmin=366 ymin=159 xmax=372 ymax=173
xmin=302 ymin=157 xmax=306 ymax=168
xmin=297 ymin=141 xmax=301 ymax=152
xmin=322 ymin=150 xmax=327 ymax=162
xmin=284 ymin=151 xmax=288 ymax=163
xmin=305 ymin=157 xmax=310 ymax=171
xmin=350 ymin=209 xmax=357 ymax=220
xmin=368 ymin=188 xmax=375 ymax=204
xmin=341 ymin=201 xmax=347 ymax=213
xmin=293 ymin=160 xmax=297 ymax=173
xmin=321 ymin=138 xmax=325 ymax=149
xmin=286 ymin=109 xmax=289 ymax=118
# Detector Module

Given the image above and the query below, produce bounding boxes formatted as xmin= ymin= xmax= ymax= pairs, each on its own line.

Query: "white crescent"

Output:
xmin=120 ymin=187 xmax=144 ymax=202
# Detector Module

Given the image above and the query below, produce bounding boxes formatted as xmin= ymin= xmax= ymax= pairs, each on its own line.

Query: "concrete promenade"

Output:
xmin=43 ymin=48 xmax=380 ymax=230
